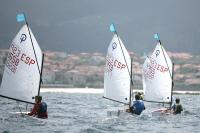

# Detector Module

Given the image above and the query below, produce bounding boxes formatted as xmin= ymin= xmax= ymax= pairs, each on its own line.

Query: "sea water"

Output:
xmin=0 ymin=89 xmax=200 ymax=133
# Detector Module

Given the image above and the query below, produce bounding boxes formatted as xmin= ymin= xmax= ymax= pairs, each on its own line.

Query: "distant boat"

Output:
xmin=0 ymin=24 xmax=44 ymax=105
xmin=104 ymin=24 xmax=133 ymax=111
xmin=142 ymin=34 xmax=174 ymax=113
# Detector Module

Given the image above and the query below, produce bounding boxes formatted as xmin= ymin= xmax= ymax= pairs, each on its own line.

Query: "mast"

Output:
xmin=170 ymin=63 xmax=175 ymax=108
xmin=129 ymin=58 xmax=133 ymax=108
xmin=37 ymin=53 xmax=44 ymax=96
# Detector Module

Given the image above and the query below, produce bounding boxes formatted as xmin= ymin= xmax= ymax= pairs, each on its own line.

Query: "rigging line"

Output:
xmin=23 ymin=13 xmax=44 ymax=97
xmin=115 ymin=32 xmax=134 ymax=88
xmin=115 ymin=31 xmax=134 ymax=107
xmin=158 ymin=40 xmax=174 ymax=106
xmin=23 ymin=13 xmax=41 ymax=76
xmin=159 ymin=40 xmax=172 ymax=79
xmin=115 ymin=32 xmax=132 ymax=79
xmin=17 ymin=101 xmax=22 ymax=114
xmin=26 ymin=103 xmax=29 ymax=113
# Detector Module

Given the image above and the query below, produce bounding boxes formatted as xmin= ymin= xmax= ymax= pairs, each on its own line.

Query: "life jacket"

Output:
xmin=174 ymin=104 xmax=183 ymax=114
xmin=37 ymin=102 xmax=48 ymax=119
xmin=40 ymin=102 xmax=47 ymax=113
xmin=132 ymin=100 xmax=145 ymax=115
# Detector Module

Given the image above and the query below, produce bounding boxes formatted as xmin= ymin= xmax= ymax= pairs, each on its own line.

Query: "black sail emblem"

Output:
xmin=155 ymin=50 xmax=160 ymax=57
xmin=112 ymin=42 xmax=117 ymax=51
xmin=20 ymin=34 xmax=27 ymax=43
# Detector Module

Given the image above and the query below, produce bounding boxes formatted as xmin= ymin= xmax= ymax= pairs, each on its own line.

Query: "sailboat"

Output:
xmin=0 ymin=14 xmax=44 ymax=111
xmin=103 ymin=24 xmax=133 ymax=113
xmin=142 ymin=34 xmax=174 ymax=113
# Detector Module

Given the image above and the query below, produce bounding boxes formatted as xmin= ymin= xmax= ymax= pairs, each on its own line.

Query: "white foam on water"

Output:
xmin=40 ymin=88 xmax=200 ymax=94
xmin=40 ymin=88 xmax=104 ymax=93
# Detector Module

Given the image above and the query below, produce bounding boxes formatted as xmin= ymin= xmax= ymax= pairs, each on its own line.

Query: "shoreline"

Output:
xmin=41 ymin=88 xmax=200 ymax=95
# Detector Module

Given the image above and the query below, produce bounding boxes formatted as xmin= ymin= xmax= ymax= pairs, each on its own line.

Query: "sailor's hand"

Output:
xmin=126 ymin=109 xmax=131 ymax=113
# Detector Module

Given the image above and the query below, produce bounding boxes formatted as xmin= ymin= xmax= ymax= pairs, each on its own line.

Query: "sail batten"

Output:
xmin=0 ymin=25 xmax=42 ymax=103
xmin=104 ymin=34 xmax=131 ymax=104
xmin=143 ymin=43 xmax=173 ymax=103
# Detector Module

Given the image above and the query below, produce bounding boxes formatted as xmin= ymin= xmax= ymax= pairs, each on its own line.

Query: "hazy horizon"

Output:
xmin=0 ymin=0 xmax=200 ymax=54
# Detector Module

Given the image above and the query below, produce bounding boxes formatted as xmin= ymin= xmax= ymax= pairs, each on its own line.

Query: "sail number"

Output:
xmin=6 ymin=44 xmax=36 ymax=74
xmin=6 ymin=44 xmax=21 ymax=73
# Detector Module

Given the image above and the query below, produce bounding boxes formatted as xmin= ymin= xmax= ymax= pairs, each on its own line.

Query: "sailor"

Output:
xmin=171 ymin=98 xmax=183 ymax=114
xmin=137 ymin=92 xmax=144 ymax=100
xmin=130 ymin=94 xmax=145 ymax=115
xmin=28 ymin=96 xmax=48 ymax=119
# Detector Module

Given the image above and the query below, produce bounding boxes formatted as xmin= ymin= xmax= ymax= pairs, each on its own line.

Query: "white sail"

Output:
xmin=104 ymin=34 xmax=131 ymax=104
xmin=143 ymin=43 xmax=172 ymax=103
xmin=0 ymin=25 xmax=43 ymax=104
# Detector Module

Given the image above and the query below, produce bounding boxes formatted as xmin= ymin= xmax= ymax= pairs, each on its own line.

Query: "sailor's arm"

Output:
xmin=28 ymin=104 xmax=39 ymax=116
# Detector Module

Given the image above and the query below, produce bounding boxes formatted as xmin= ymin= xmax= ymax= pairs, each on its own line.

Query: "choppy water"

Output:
xmin=0 ymin=89 xmax=200 ymax=133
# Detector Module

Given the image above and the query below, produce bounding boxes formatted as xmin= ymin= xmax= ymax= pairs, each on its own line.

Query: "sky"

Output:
xmin=0 ymin=0 xmax=200 ymax=54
